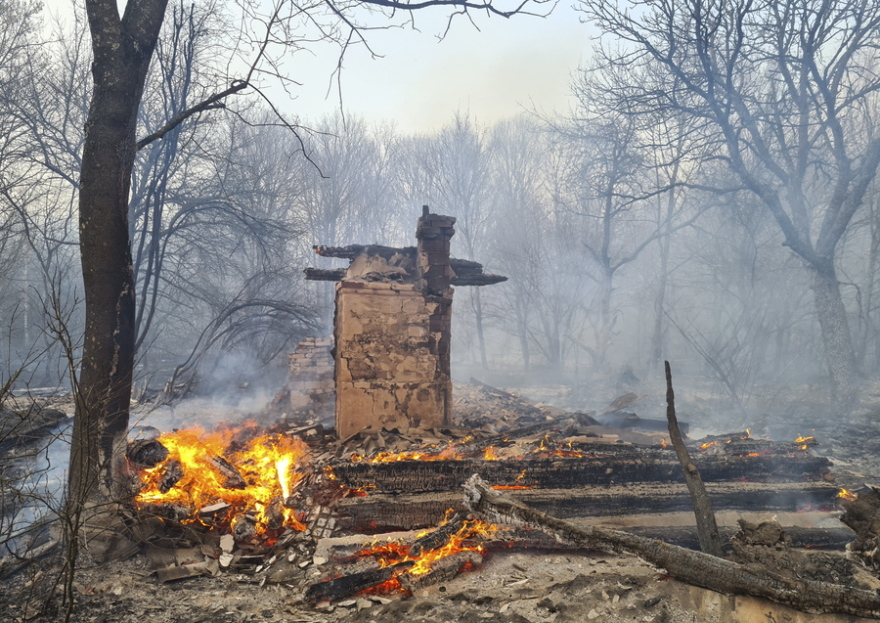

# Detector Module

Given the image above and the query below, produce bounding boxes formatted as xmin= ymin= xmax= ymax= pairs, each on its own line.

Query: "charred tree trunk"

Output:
xmin=69 ymin=0 xmax=169 ymax=515
xmin=665 ymin=362 xmax=722 ymax=556
xmin=809 ymin=261 xmax=857 ymax=410
xmin=471 ymin=288 xmax=489 ymax=370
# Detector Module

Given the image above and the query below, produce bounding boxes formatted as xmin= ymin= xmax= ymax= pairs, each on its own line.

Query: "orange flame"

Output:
xmin=134 ymin=426 xmax=309 ymax=534
xmin=838 ymin=488 xmax=857 ymax=502
xmin=354 ymin=517 xmax=497 ymax=577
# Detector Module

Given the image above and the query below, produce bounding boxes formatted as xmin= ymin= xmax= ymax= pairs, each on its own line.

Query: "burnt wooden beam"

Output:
xmin=451 ymin=273 xmax=508 ymax=286
xmin=304 ymin=267 xmax=345 ymax=282
xmin=331 ymin=451 xmax=833 ymax=495
xmin=332 ymin=482 xmax=842 ymax=532
xmin=314 ymin=244 xmax=415 ymax=260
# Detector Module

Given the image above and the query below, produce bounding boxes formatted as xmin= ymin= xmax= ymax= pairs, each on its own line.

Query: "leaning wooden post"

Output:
xmin=665 ymin=360 xmax=723 ymax=557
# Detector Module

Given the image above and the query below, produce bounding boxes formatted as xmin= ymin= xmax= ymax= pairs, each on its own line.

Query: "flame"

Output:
xmin=700 ymin=441 xmax=719 ymax=450
xmin=350 ymin=435 xmax=599 ymax=463
xmin=794 ymin=436 xmax=814 ymax=444
xmin=353 ymin=517 xmax=497 ymax=579
xmin=838 ymin=488 xmax=857 ymax=502
xmin=133 ymin=426 xmax=309 ymax=534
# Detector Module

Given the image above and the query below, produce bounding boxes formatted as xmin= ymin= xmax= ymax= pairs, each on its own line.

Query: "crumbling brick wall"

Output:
xmin=280 ymin=337 xmax=335 ymax=421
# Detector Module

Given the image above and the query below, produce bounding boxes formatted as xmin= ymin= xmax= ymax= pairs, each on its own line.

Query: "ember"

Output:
xmin=132 ymin=426 xmax=310 ymax=534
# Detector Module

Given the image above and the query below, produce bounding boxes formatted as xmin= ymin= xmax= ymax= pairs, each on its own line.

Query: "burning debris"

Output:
xmin=130 ymin=426 xmax=311 ymax=537
xmin=42 ymin=365 xmax=864 ymax=622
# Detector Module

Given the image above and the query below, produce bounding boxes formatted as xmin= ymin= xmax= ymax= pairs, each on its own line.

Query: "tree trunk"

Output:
xmin=471 ymin=288 xmax=488 ymax=370
xmin=809 ymin=261 xmax=857 ymax=409
xmin=69 ymin=0 xmax=169 ymax=514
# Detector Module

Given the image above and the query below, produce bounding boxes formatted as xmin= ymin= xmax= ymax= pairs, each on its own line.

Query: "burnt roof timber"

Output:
xmin=314 ymin=244 xmax=415 ymax=260
xmin=304 ymin=267 xmax=346 ymax=282
xmin=452 ymin=274 xmax=508 ymax=286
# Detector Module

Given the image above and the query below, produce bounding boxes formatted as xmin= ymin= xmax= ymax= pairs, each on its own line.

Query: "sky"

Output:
xmin=283 ymin=2 xmax=595 ymax=133
xmin=53 ymin=0 xmax=596 ymax=133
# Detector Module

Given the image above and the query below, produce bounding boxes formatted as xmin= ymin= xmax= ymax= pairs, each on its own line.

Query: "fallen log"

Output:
xmin=463 ymin=474 xmax=880 ymax=619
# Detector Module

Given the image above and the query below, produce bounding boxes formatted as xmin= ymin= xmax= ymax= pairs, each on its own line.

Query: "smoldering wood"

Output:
xmin=233 ymin=514 xmax=257 ymax=540
xmin=408 ymin=513 xmax=466 ymax=557
xmin=126 ymin=438 xmax=169 ymax=468
xmin=840 ymin=488 xmax=880 ymax=570
xmin=159 ymin=459 xmax=184 ymax=493
xmin=664 ymin=361 xmax=722 ymax=556
xmin=330 ymin=452 xmax=833 ymax=495
xmin=397 ymin=551 xmax=483 ymax=593
xmin=331 ymin=482 xmax=842 ymax=532
xmin=464 ymin=475 xmax=880 ymax=619
xmin=304 ymin=562 xmax=412 ymax=604
xmin=209 ymin=455 xmax=247 ymax=490
xmin=267 ymin=498 xmax=285 ymax=531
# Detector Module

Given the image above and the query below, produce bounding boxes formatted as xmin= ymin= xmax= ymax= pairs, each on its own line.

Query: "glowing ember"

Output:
xmin=133 ymin=426 xmax=309 ymax=534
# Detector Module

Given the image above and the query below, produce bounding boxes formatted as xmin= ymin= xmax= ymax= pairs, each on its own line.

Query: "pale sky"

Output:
xmin=52 ymin=0 xmax=595 ymax=133
xmin=285 ymin=3 xmax=595 ymax=132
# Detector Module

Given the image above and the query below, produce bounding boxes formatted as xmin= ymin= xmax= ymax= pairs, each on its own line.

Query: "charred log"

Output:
xmin=127 ymin=439 xmax=169 ymax=468
xmin=332 ymin=482 xmax=841 ymax=532
xmin=464 ymin=475 xmax=880 ymax=619
xmin=331 ymin=452 xmax=833 ymax=495
xmin=209 ymin=455 xmax=246 ymax=490
xmin=398 ymin=551 xmax=482 ymax=593
xmin=305 ymin=562 xmax=412 ymax=604
xmin=159 ymin=459 xmax=184 ymax=493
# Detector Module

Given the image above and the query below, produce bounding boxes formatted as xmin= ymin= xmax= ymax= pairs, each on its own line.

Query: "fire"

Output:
xmin=700 ymin=441 xmax=719 ymax=450
xmin=133 ymin=426 xmax=309 ymax=534
xmin=838 ymin=488 xmax=857 ymax=502
xmin=354 ymin=517 xmax=497 ymax=578
xmin=483 ymin=446 xmax=499 ymax=461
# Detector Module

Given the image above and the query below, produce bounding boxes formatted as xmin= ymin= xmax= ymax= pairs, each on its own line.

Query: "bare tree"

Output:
xmin=579 ymin=0 xmax=880 ymax=407
xmin=71 ymin=0 xmax=549 ymax=537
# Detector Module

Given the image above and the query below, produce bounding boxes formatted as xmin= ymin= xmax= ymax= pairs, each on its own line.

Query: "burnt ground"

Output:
xmin=3 ymin=378 xmax=880 ymax=622
xmin=4 ymin=546 xmax=875 ymax=623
